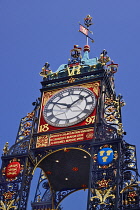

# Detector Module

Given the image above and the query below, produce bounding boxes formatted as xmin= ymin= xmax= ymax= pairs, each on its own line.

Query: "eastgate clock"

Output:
xmin=43 ymin=86 xmax=96 ymax=127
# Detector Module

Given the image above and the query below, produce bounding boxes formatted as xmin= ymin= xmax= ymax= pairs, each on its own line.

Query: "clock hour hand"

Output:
xmin=52 ymin=102 xmax=68 ymax=107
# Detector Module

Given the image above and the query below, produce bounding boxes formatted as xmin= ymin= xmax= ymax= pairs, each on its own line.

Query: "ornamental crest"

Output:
xmin=97 ymin=148 xmax=114 ymax=166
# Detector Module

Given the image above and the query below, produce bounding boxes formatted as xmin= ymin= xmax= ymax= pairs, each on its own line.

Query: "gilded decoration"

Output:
xmin=26 ymin=112 xmax=34 ymax=119
xmin=36 ymin=135 xmax=49 ymax=148
xmin=121 ymin=178 xmax=140 ymax=205
xmin=67 ymin=65 xmax=81 ymax=76
xmin=117 ymin=123 xmax=124 ymax=136
xmin=81 ymin=81 xmax=100 ymax=96
xmin=40 ymin=62 xmax=52 ymax=78
xmin=24 ymin=122 xmax=32 ymax=128
xmin=43 ymin=90 xmax=60 ymax=106
xmin=14 ymin=109 xmax=36 ymax=144
xmin=97 ymin=179 xmax=111 ymax=188
xmin=42 ymin=81 xmax=100 ymax=106
xmin=120 ymin=179 xmax=140 ymax=194
xmin=90 ymin=187 xmax=115 ymax=205
xmin=2 ymin=159 xmax=23 ymax=181
xmin=0 ymin=200 xmax=17 ymax=210
xmin=23 ymin=129 xmax=30 ymax=136
xmin=104 ymin=95 xmax=126 ymax=137
xmin=86 ymin=132 xmax=93 ymax=139
xmin=3 ymin=191 xmax=14 ymax=200
xmin=98 ymin=50 xmax=110 ymax=65
xmin=3 ymin=142 xmax=9 ymax=155
xmin=67 ymin=77 xmax=76 ymax=83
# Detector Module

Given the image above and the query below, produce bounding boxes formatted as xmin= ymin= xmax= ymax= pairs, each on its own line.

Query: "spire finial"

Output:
xmin=84 ymin=14 xmax=93 ymax=28
xmin=79 ymin=15 xmax=94 ymax=45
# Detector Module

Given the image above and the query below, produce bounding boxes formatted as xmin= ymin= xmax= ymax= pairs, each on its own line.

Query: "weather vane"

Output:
xmin=79 ymin=15 xmax=94 ymax=45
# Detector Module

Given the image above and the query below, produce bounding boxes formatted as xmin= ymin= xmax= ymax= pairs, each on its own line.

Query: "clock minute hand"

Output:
xmin=70 ymin=95 xmax=84 ymax=106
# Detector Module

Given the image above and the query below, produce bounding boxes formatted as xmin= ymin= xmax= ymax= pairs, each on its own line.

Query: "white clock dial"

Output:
xmin=43 ymin=86 xmax=96 ymax=127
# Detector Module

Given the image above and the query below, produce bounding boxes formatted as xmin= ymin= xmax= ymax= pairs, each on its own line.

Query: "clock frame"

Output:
xmin=43 ymin=86 xmax=96 ymax=127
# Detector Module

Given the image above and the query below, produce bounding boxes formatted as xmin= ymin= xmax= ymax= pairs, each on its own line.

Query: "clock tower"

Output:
xmin=0 ymin=15 xmax=140 ymax=210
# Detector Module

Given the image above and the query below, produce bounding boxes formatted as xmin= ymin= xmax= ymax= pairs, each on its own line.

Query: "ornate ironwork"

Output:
xmin=0 ymin=99 xmax=40 ymax=210
xmin=0 ymin=16 xmax=140 ymax=210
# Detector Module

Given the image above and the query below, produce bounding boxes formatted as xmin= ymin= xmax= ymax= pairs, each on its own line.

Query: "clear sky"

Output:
xmin=0 ymin=0 xmax=140 ymax=209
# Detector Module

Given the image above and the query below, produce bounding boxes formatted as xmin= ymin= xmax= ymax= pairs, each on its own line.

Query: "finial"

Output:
xmin=84 ymin=15 xmax=93 ymax=28
xmin=40 ymin=62 xmax=52 ymax=78
xmin=98 ymin=50 xmax=110 ymax=65
xmin=68 ymin=45 xmax=82 ymax=66
xmin=107 ymin=60 xmax=118 ymax=74
xmin=3 ymin=142 xmax=9 ymax=155
xmin=79 ymin=15 xmax=94 ymax=45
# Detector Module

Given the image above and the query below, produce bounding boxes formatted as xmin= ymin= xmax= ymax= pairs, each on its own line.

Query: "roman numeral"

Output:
xmin=48 ymin=114 xmax=54 ymax=120
xmin=87 ymin=101 xmax=93 ymax=105
xmin=83 ymin=109 xmax=90 ymax=113
xmin=47 ymin=108 xmax=53 ymax=112
xmin=55 ymin=119 xmax=60 ymax=124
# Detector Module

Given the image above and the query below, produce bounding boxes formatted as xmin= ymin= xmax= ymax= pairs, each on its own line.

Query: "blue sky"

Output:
xmin=0 ymin=0 xmax=140 ymax=209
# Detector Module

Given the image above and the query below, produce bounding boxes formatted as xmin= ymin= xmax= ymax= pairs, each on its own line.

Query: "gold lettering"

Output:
xmin=77 ymin=134 xmax=83 ymax=137
xmin=66 ymin=138 xmax=76 ymax=142
xmin=67 ymin=66 xmax=81 ymax=76
xmin=50 ymin=140 xmax=65 ymax=145
xmin=77 ymin=137 xmax=83 ymax=140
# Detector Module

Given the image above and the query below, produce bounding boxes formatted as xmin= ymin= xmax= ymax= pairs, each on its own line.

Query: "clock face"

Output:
xmin=43 ymin=86 xmax=96 ymax=127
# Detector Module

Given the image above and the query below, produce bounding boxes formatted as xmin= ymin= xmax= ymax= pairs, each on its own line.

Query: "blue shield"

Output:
xmin=97 ymin=148 xmax=114 ymax=166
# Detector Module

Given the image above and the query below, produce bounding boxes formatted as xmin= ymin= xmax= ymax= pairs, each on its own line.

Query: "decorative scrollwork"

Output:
xmin=8 ymin=139 xmax=30 ymax=155
xmin=96 ymin=121 xmax=118 ymax=141
xmin=104 ymin=94 xmax=126 ymax=137
xmin=122 ymin=142 xmax=137 ymax=170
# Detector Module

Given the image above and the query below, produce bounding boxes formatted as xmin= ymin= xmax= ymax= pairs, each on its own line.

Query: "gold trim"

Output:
xmin=0 ymin=199 xmax=16 ymax=210
xmin=42 ymin=81 xmax=100 ymax=106
xmin=81 ymin=82 xmax=100 ymax=96
xmin=37 ymin=81 xmax=100 ymax=134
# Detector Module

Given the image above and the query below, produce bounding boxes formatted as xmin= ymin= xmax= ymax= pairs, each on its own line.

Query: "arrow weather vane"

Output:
xmin=79 ymin=15 xmax=94 ymax=45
